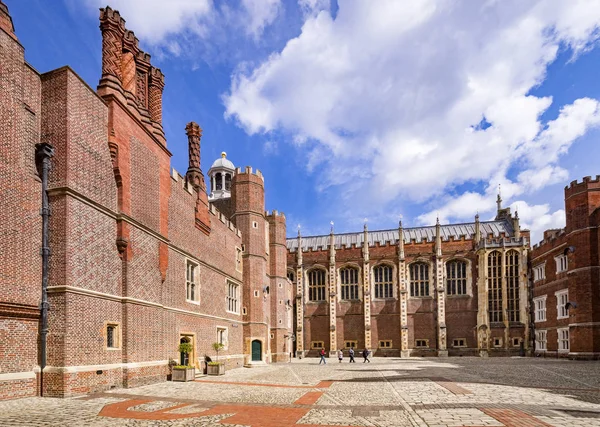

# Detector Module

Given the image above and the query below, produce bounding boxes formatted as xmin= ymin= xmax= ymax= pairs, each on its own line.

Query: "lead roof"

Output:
xmin=286 ymin=219 xmax=513 ymax=252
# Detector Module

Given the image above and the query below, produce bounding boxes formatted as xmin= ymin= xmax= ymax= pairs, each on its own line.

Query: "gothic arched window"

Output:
xmin=446 ymin=260 xmax=467 ymax=295
xmin=506 ymin=250 xmax=520 ymax=322
xmin=340 ymin=266 xmax=359 ymax=300
xmin=488 ymin=251 xmax=502 ymax=323
xmin=308 ymin=269 xmax=326 ymax=301
xmin=374 ymin=265 xmax=393 ymax=299
xmin=409 ymin=262 xmax=429 ymax=297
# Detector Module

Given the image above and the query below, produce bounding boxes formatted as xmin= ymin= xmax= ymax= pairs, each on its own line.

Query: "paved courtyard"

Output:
xmin=1 ymin=357 xmax=599 ymax=426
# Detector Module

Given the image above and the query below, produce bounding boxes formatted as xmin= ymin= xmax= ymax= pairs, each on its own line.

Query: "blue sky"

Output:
xmin=9 ymin=0 xmax=600 ymax=243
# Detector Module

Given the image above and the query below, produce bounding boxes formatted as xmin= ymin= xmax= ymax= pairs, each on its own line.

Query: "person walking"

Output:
xmin=348 ymin=347 xmax=355 ymax=363
xmin=338 ymin=349 xmax=343 ymax=363
xmin=362 ymin=348 xmax=370 ymax=363
xmin=319 ymin=348 xmax=326 ymax=365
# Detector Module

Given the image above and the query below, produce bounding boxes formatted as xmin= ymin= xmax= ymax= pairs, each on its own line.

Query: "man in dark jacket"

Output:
xmin=348 ymin=347 xmax=355 ymax=363
xmin=362 ymin=348 xmax=370 ymax=363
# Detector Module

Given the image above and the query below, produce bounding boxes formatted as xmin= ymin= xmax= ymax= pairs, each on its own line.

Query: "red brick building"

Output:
xmin=287 ymin=198 xmax=531 ymax=359
xmin=531 ymin=176 xmax=600 ymax=359
xmin=0 ymin=3 xmax=292 ymax=400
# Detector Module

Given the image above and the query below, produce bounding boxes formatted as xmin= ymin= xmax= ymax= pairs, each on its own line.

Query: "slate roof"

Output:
xmin=286 ymin=220 xmax=513 ymax=252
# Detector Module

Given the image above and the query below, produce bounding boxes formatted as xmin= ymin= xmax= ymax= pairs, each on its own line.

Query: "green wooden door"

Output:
xmin=251 ymin=340 xmax=261 ymax=361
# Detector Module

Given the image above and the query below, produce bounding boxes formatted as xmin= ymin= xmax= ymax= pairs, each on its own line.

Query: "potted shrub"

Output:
xmin=207 ymin=342 xmax=225 ymax=376
xmin=172 ymin=342 xmax=195 ymax=382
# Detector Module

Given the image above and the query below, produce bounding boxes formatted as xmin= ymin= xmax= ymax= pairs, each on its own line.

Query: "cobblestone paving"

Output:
xmin=0 ymin=357 xmax=599 ymax=426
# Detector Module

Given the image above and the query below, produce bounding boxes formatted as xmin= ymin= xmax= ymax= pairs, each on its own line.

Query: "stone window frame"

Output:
xmin=555 ymin=254 xmax=568 ymax=274
xmin=344 ymin=340 xmax=357 ymax=349
xmin=512 ymin=337 xmax=521 ymax=347
xmin=415 ymin=339 xmax=429 ymax=348
xmin=535 ymin=330 xmax=547 ymax=351
xmin=372 ymin=262 xmax=396 ymax=300
xmin=235 ymin=247 xmax=243 ymax=273
xmin=533 ymin=295 xmax=547 ymax=323
xmin=555 ymin=289 xmax=569 ymax=319
xmin=445 ymin=258 xmax=471 ymax=297
xmin=216 ymin=326 xmax=228 ymax=350
xmin=533 ymin=262 xmax=546 ymax=282
xmin=452 ymin=338 xmax=466 ymax=348
xmin=286 ymin=269 xmax=295 ymax=283
xmin=338 ymin=263 xmax=361 ymax=302
xmin=185 ymin=258 xmax=200 ymax=305
xmin=493 ymin=337 xmax=503 ymax=348
xmin=226 ymin=280 xmax=240 ymax=315
xmin=311 ymin=341 xmax=325 ymax=349
xmin=557 ymin=327 xmax=570 ymax=352
xmin=306 ymin=265 xmax=327 ymax=303
xmin=408 ymin=260 xmax=433 ymax=298
xmin=104 ymin=321 xmax=121 ymax=350
xmin=379 ymin=340 xmax=392 ymax=348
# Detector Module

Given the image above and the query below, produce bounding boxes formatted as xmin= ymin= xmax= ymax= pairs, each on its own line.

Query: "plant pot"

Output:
xmin=172 ymin=367 xmax=195 ymax=382
xmin=207 ymin=363 xmax=225 ymax=376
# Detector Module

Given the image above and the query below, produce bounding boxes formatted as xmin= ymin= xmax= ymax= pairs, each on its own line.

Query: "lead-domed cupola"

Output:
xmin=208 ymin=152 xmax=235 ymax=201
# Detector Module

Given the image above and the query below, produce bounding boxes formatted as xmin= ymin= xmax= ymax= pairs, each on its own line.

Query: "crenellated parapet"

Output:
xmin=565 ymin=175 xmax=600 ymax=199
xmin=98 ymin=6 xmax=165 ymax=144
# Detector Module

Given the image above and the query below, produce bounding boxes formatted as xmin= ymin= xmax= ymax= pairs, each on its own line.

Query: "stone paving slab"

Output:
xmin=0 ymin=357 xmax=599 ymax=426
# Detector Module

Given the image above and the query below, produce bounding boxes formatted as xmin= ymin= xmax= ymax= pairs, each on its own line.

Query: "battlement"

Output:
xmin=209 ymin=204 xmax=242 ymax=237
xmin=265 ymin=209 xmax=286 ymax=218
xmin=234 ymin=166 xmax=264 ymax=181
xmin=171 ymin=167 xmax=195 ymax=195
xmin=532 ymin=228 xmax=566 ymax=250
xmin=565 ymin=175 xmax=600 ymax=198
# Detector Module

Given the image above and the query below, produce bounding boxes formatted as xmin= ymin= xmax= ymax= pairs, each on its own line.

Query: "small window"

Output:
xmin=534 ymin=296 xmax=547 ymax=322
xmin=533 ymin=263 xmax=546 ymax=282
xmin=556 ymin=290 xmax=569 ymax=319
xmin=252 ymin=221 xmax=258 ymax=228
xmin=536 ymin=330 xmax=547 ymax=351
xmin=227 ymin=281 xmax=239 ymax=314
xmin=415 ymin=339 xmax=428 ymax=348
xmin=278 ymin=283 xmax=282 ymax=288
xmin=512 ymin=337 xmax=520 ymax=347
xmin=311 ymin=341 xmax=324 ymax=349
xmin=278 ymin=319 xmax=282 ymax=324
xmin=254 ymin=290 xmax=259 ymax=297
xmin=242 ymin=307 xmax=247 ymax=315
xmin=452 ymin=338 xmax=466 ymax=348
xmin=106 ymin=323 xmax=120 ymax=349
xmin=236 ymin=247 xmax=242 ymax=272
xmin=344 ymin=340 xmax=357 ymax=348
xmin=558 ymin=328 xmax=569 ymax=352
xmin=186 ymin=260 xmax=198 ymax=303
xmin=217 ymin=327 xmax=228 ymax=349
xmin=287 ymin=270 xmax=295 ymax=282
xmin=555 ymin=254 xmax=568 ymax=273
xmin=379 ymin=340 xmax=392 ymax=348
xmin=270 ymin=333 xmax=275 ymax=339
xmin=493 ymin=338 xmax=502 ymax=347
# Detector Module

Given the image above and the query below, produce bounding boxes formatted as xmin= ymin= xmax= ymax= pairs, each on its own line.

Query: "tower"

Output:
xmin=231 ymin=167 xmax=269 ymax=365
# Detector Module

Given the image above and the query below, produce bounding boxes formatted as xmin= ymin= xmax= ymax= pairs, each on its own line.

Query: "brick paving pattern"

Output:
xmin=0 ymin=357 xmax=599 ymax=426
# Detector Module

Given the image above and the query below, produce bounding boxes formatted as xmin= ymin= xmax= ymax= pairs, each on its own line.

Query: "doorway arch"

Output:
xmin=251 ymin=339 xmax=262 ymax=361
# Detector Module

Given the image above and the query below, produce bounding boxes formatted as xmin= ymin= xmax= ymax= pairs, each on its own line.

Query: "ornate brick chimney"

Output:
xmin=185 ymin=122 xmax=211 ymax=234
xmin=0 ymin=1 xmax=16 ymax=41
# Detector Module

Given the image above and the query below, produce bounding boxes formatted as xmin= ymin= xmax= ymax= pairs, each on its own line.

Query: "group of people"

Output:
xmin=318 ymin=347 xmax=370 ymax=364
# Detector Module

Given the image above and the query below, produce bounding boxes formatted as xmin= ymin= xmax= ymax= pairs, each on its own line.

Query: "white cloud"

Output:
xmin=298 ymin=0 xmax=330 ymax=18
xmin=242 ymin=0 xmax=282 ymax=40
xmin=82 ymin=0 xmax=212 ymax=44
xmin=224 ymin=0 xmax=600 ymax=230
